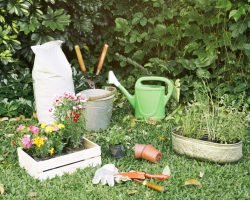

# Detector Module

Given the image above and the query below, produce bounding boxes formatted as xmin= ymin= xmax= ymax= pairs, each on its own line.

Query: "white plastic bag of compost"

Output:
xmin=31 ymin=40 xmax=75 ymax=124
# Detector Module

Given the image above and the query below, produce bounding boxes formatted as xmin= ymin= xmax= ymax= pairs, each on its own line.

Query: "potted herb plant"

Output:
xmin=172 ymin=94 xmax=249 ymax=163
xmin=16 ymin=92 xmax=101 ymax=180
xmin=106 ymin=125 xmax=126 ymax=159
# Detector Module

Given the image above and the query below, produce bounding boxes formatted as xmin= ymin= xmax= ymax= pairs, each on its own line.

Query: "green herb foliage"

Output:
xmin=175 ymin=92 xmax=249 ymax=144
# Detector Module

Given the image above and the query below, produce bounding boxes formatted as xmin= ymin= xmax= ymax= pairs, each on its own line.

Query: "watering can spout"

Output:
xmin=108 ymin=71 xmax=135 ymax=108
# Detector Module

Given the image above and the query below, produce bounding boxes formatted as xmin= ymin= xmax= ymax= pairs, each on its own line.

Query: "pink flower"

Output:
xmin=52 ymin=126 xmax=59 ymax=131
xmin=17 ymin=125 xmax=26 ymax=132
xmin=22 ymin=135 xmax=32 ymax=149
xmin=29 ymin=126 xmax=40 ymax=135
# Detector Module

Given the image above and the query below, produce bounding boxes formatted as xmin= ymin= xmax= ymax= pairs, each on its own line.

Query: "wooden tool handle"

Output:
xmin=145 ymin=181 xmax=165 ymax=192
xmin=74 ymin=45 xmax=87 ymax=73
xmin=96 ymin=44 xmax=109 ymax=75
xmin=134 ymin=179 xmax=165 ymax=192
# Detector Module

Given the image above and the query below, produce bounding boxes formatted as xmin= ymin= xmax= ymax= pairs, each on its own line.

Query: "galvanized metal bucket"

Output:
xmin=78 ymin=87 xmax=116 ymax=131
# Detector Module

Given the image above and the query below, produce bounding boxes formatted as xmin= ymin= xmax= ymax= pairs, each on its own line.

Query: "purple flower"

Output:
xmin=21 ymin=135 xmax=32 ymax=149
xmin=29 ymin=126 xmax=40 ymax=135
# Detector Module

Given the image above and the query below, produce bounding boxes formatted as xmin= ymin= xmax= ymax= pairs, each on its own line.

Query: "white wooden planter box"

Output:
xmin=17 ymin=137 xmax=101 ymax=180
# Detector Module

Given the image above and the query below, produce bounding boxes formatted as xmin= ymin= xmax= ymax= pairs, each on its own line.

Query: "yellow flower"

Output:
xmin=41 ymin=123 xmax=47 ymax=129
xmin=45 ymin=126 xmax=54 ymax=133
xmin=33 ymin=137 xmax=44 ymax=148
xmin=58 ymin=123 xmax=65 ymax=129
xmin=49 ymin=147 xmax=55 ymax=156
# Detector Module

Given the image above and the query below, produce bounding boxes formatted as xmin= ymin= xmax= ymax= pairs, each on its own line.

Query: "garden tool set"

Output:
xmin=118 ymin=171 xmax=170 ymax=192
xmin=75 ymin=44 xmax=109 ymax=89
xmin=92 ymin=164 xmax=171 ymax=192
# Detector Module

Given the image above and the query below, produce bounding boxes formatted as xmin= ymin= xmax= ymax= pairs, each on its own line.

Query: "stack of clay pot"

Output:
xmin=134 ymin=144 xmax=162 ymax=163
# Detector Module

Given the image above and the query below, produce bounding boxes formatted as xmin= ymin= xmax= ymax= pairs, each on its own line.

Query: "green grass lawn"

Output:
xmin=0 ymin=99 xmax=250 ymax=200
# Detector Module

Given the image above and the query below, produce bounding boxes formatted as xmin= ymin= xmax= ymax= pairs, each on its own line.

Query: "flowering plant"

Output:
xmin=52 ymin=92 xmax=87 ymax=148
xmin=17 ymin=92 xmax=87 ymax=159
xmin=17 ymin=123 xmax=65 ymax=159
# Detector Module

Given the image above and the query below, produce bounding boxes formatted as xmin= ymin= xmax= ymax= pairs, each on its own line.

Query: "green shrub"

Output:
xmin=103 ymin=0 xmax=250 ymax=102
xmin=0 ymin=68 xmax=33 ymax=117
xmin=0 ymin=0 xmax=106 ymax=117
xmin=1 ymin=0 xmax=249 ymax=117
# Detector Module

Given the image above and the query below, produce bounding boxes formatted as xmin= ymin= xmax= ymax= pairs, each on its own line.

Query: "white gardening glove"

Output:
xmin=92 ymin=164 xmax=119 ymax=187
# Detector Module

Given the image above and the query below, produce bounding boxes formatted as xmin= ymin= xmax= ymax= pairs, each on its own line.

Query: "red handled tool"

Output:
xmin=118 ymin=171 xmax=170 ymax=180
xmin=117 ymin=171 xmax=170 ymax=192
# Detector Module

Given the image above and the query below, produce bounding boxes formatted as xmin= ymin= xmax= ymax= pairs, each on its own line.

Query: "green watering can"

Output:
xmin=108 ymin=71 xmax=180 ymax=120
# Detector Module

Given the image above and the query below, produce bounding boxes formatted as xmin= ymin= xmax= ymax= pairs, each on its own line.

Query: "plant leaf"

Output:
xmin=216 ymin=0 xmax=232 ymax=11
xmin=184 ymin=179 xmax=202 ymax=187
xmin=199 ymin=171 xmax=205 ymax=178
xmin=0 ymin=117 xmax=9 ymax=121
xmin=127 ymin=190 xmax=138 ymax=195
xmin=162 ymin=165 xmax=171 ymax=176
xmin=130 ymin=118 xmax=136 ymax=127
xmin=28 ymin=192 xmax=37 ymax=198
xmin=0 ymin=184 xmax=4 ymax=195
xmin=229 ymin=8 xmax=246 ymax=22
xmin=33 ymin=112 xmax=37 ymax=119
xmin=146 ymin=118 xmax=158 ymax=125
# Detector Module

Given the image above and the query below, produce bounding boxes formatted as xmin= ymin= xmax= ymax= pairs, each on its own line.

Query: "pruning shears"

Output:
xmin=74 ymin=44 xmax=109 ymax=89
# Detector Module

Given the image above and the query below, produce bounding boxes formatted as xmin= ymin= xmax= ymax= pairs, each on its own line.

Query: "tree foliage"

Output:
xmin=0 ymin=0 xmax=249 ymax=117
xmin=103 ymin=0 xmax=250 ymax=101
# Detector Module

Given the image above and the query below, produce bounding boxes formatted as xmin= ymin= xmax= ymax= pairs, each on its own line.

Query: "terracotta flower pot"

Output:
xmin=134 ymin=144 xmax=162 ymax=163
xmin=134 ymin=144 xmax=146 ymax=159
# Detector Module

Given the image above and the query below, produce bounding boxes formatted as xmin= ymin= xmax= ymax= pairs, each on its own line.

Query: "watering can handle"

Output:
xmin=136 ymin=77 xmax=174 ymax=106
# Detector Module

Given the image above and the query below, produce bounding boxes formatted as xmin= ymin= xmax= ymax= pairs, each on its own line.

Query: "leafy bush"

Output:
xmin=0 ymin=0 xmax=106 ymax=69
xmin=0 ymin=0 xmax=106 ymax=117
xmin=1 ymin=0 xmax=249 ymax=118
xmin=103 ymin=0 xmax=250 ymax=102
xmin=0 ymin=0 xmax=71 ymax=70
xmin=0 ymin=68 xmax=33 ymax=117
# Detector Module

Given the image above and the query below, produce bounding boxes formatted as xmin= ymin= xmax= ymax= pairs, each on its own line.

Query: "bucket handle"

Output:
xmin=136 ymin=77 xmax=174 ymax=106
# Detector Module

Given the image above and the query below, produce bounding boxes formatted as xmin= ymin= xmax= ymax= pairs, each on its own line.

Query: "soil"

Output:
xmin=25 ymin=143 xmax=86 ymax=161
